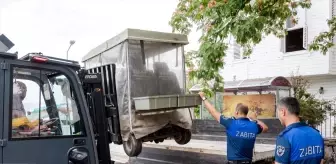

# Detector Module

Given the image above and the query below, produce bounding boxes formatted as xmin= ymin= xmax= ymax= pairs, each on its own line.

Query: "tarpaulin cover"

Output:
xmin=83 ymin=40 xmax=192 ymax=141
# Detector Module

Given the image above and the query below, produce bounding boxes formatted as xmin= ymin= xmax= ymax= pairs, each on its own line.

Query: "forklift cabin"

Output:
xmin=0 ymin=52 xmax=117 ymax=164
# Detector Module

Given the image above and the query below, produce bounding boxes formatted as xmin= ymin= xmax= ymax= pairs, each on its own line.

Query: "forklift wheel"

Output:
xmin=123 ymin=134 xmax=142 ymax=157
xmin=174 ymin=128 xmax=191 ymax=145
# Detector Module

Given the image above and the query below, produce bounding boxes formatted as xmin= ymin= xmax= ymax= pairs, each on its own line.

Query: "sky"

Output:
xmin=0 ymin=0 xmax=200 ymax=63
xmin=0 ymin=0 xmax=202 ymax=113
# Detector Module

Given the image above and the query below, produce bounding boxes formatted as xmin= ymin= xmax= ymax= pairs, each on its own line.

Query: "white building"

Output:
xmin=221 ymin=0 xmax=336 ymax=138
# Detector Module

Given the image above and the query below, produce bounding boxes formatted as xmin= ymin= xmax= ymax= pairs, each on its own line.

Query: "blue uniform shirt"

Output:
xmin=220 ymin=115 xmax=263 ymax=161
xmin=275 ymin=122 xmax=324 ymax=164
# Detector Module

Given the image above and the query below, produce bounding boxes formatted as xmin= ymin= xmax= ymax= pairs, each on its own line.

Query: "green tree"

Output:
xmin=185 ymin=51 xmax=201 ymax=118
xmin=169 ymin=0 xmax=312 ymax=96
xmin=309 ymin=16 xmax=336 ymax=55
xmin=170 ymin=0 xmax=336 ymax=126
xmin=290 ymin=73 xmax=333 ymax=127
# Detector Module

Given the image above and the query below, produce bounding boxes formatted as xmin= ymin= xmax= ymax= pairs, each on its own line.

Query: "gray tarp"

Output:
xmin=84 ymin=40 xmax=192 ymax=141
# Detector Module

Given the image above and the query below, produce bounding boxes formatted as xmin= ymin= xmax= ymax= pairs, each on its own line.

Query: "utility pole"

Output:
xmin=66 ymin=40 xmax=75 ymax=59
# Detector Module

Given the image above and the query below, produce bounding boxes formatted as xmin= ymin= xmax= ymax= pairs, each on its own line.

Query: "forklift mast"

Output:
xmin=78 ymin=64 xmax=122 ymax=164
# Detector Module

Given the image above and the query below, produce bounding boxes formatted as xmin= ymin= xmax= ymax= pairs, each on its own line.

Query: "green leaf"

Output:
xmin=169 ymin=0 xmax=322 ymax=97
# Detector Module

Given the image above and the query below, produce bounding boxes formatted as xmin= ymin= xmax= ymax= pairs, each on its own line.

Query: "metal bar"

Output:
xmin=140 ymin=40 xmax=145 ymax=65
xmin=92 ymin=84 xmax=112 ymax=164
xmin=325 ymin=115 xmax=327 ymax=137
xmin=181 ymin=44 xmax=186 ymax=93
xmin=158 ymin=46 xmax=161 ymax=62
xmin=100 ymin=66 xmax=107 ymax=106
xmin=330 ymin=111 xmax=332 ymax=137
xmin=175 ymin=44 xmax=178 ymax=67
xmin=275 ymin=89 xmax=279 ymax=118
xmin=126 ymin=41 xmax=133 ymax=132
xmin=0 ymin=52 xmax=17 ymax=59
xmin=100 ymin=67 xmax=105 ymax=85
xmin=106 ymin=65 xmax=112 ymax=104
xmin=109 ymin=65 xmax=115 ymax=94
xmin=334 ymin=113 xmax=336 ymax=138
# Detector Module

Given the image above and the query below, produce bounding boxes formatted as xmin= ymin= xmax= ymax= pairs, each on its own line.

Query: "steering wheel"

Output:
xmin=43 ymin=118 xmax=59 ymax=126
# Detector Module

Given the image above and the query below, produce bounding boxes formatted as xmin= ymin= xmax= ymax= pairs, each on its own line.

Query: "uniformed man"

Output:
xmin=198 ymin=92 xmax=269 ymax=164
xmin=274 ymin=97 xmax=324 ymax=164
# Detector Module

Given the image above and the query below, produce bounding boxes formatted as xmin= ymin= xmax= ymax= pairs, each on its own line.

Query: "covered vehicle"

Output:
xmin=82 ymin=28 xmax=202 ymax=156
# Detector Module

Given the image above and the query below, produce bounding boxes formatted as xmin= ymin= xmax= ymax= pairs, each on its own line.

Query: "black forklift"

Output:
xmin=0 ymin=30 xmax=200 ymax=163
xmin=0 ymin=50 xmax=121 ymax=164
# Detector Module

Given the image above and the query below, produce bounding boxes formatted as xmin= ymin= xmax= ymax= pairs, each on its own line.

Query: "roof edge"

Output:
xmin=82 ymin=28 xmax=189 ymax=62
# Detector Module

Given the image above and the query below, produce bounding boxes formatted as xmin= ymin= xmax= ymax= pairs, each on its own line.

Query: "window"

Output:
xmin=233 ymin=42 xmax=250 ymax=60
xmin=280 ymin=6 xmax=308 ymax=53
xmin=280 ymin=27 xmax=308 ymax=53
xmin=285 ymin=28 xmax=305 ymax=52
xmin=11 ymin=67 xmax=84 ymax=139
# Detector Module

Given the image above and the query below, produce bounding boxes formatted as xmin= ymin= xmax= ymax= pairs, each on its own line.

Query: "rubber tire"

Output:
xmin=174 ymin=128 xmax=192 ymax=145
xmin=123 ymin=134 xmax=142 ymax=157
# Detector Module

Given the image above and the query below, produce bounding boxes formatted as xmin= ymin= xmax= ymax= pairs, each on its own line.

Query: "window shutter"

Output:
xmin=332 ymin=0 xmax=336 ymax=43
xmin=303 ymin=26 xmax=308 ymax=49
xmin=286 ymin=18 xmax=294 ymax=29
xmin=233 ymin=42 xmax=241 ymax=60
xmin=297 ymin=7 xmax=306 ymax=27
xmin=332 ymin=0 xmax=336 ymax=17
xmin=280 ymin=38 xmax=285 ymax=53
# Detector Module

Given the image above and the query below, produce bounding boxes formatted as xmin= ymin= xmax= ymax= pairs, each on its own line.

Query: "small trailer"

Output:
xmin=82 ymin=28 xmax=202 ymax=157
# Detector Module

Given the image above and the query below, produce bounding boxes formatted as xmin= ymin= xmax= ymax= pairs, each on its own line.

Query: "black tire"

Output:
xmin=123 ymin=134 xmax=142 ymax=157
xmin=174 ymin=128 xmax=192 ymax=145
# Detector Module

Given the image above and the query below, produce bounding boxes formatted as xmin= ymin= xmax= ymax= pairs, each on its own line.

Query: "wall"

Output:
xmin=222 ymin=0 xmax=332 ymax=81
xmin=305 ymin=75 xmax=336 ymax=138
xmin=329 ymin=47 xmax=336 ymax=74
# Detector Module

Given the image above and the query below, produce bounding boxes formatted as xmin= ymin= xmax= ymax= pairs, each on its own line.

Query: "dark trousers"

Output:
xmin=227 ymin=160 xmax=252 ymax=164
xmin=73 ymin=121 xmax=81 ymax=134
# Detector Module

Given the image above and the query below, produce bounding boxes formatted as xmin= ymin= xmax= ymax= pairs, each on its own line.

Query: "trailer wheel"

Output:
xmin=123 ymin=134 xmax=142 ymax=157
xmin=174 ymin=128 xmax=191 ymax=145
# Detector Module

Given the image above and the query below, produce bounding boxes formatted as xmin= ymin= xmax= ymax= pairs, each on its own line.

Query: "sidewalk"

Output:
xmin=143 ymin=139 xmax=275 ymax=161
xmin=110 ymin=143 xmax=129 ymax=163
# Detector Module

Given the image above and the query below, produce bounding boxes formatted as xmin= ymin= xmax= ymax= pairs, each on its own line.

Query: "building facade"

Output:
xmin=219 ymin=0 xmax=336 ymax=138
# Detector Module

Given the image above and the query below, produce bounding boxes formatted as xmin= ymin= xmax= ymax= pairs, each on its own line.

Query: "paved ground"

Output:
xmin=110 ymin=143 xmax=129 ymax=163
xmin=110 ymin=139 xmax=276 ymax=164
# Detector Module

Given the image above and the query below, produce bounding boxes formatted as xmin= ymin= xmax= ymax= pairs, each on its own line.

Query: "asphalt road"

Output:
xmin=111 ymin=146 xmax=226 ymax=164
xmin=129 ymin=147 xmax=226 ymax=164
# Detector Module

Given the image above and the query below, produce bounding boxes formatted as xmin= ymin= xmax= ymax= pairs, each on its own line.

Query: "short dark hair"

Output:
xmin=236 ymin=103 xmax=249 ymax=115
xmin=278 ymin=97 xmax=300 ymax=115
xmin=14 ymin=81 xmax=27 ymax=100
